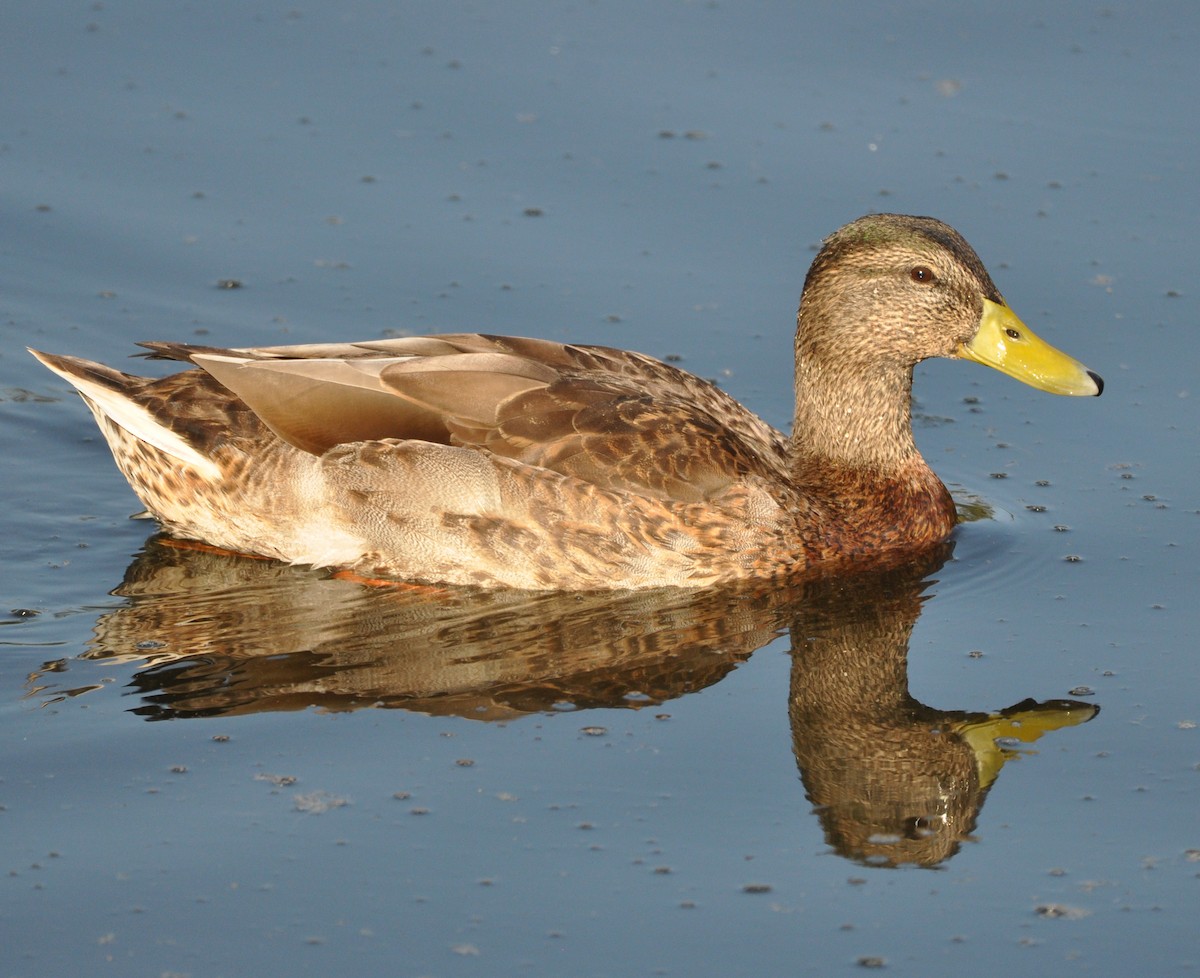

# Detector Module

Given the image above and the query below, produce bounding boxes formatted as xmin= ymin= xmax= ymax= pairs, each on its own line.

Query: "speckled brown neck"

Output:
xmin=789 ymin=330 xmax=921 ymax=475
xmin=786 ymin=304 xmax=956 ymax=559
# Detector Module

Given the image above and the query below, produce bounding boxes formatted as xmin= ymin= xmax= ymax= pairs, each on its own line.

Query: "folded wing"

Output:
xmin=163 ymin=333 xmax=788 ymax=505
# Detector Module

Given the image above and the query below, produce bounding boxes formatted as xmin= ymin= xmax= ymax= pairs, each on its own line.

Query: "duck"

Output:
xmin=31 ymin=214 xmax=1102 ymax=590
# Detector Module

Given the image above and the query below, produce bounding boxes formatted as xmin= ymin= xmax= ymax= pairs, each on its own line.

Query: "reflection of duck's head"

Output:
xmin=794 ymin=696 xmax=1096 ymax=868
xmin=786 ymin=558 xmax=1097 ymax=867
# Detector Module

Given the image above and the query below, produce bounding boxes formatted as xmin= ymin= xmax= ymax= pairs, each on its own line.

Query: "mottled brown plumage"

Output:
xmin=30 ymin=214 xmax=1102 ymax=589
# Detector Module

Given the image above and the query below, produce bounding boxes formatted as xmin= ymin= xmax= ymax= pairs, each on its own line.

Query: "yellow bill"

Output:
xmin=959 ymin=298 xmax=1102 ymax=396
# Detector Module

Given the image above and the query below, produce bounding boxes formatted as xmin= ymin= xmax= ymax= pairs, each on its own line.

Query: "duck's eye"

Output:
xmin=1005 ymin=328 xmax=1021 ymax=340
xmin=910 ymin=266 xmax=936 ymax=284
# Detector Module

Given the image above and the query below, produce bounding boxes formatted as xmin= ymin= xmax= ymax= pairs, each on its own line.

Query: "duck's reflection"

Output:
xmin=35 ymin=537 xmax=1095 ymax=866
xmin=61 ymin=537 xmax=787 ymax=720
xmin=785 ymin=563 xmax=1095 ymax=866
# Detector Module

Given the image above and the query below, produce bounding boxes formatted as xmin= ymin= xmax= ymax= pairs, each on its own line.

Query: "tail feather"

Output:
xmin=135 ymin=341 xmax=249 ymax=363
xmin=29 ymin=349 xmax=222 ymax=480
xmin=29 ymin=348 xmax=138 ymax=394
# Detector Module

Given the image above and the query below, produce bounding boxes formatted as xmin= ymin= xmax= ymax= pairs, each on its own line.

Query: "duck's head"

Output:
xmin=798 ymin=214 xmax=1102 ymax=397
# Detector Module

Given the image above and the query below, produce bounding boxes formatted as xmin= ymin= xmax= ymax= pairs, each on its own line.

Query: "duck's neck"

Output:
xmin=787 ymin=339 xmax=956 ymax=556
xmin=788 ymin=339 xmax=922 ymax=478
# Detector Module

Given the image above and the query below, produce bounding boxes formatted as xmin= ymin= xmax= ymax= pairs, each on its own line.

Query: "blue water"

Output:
xmin=2 ymin=2 xmax=1198 ymax=975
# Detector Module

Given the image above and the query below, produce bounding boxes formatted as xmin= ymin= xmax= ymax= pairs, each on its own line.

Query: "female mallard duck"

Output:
xmin=32 ymin=214 xmax=1101 ymax=590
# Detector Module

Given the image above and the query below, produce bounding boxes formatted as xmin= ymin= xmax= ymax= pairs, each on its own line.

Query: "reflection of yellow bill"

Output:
xmin=960 ymin=298 xmax=1102 ymax=396
xmin=957 ymin=700 xmax=1100 ymax=789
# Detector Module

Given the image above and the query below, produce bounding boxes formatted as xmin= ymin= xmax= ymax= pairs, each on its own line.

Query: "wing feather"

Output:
xmin=172 ymin=333 xmax=788 ymax=503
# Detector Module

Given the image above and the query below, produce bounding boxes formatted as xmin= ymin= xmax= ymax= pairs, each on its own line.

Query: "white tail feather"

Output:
xmin=31 ymin=351 xmax=223 ymax=481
